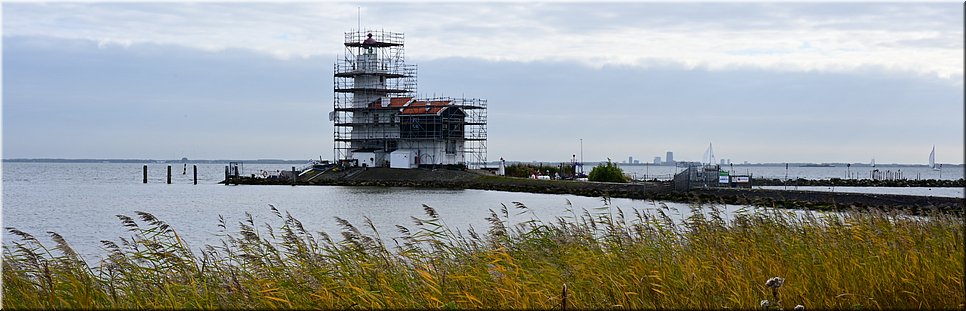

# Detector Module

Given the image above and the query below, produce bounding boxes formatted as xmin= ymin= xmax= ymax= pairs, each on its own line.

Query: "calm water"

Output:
xmin=618 ymin=163 xmax=964 ymax=181
xmin=1 ymin=162 xmax=959 ymax=262
xmin=617 ymin=164 xmax=964 ymax=198
xmin=0 ymin=162 xmax=735 ymax=263
xmin=757 ymin=186 xmax=963 ymax=198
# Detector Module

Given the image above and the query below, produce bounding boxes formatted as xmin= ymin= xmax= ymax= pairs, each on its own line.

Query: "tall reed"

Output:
xmin=4 ymin=202 xmax=963 ymax=309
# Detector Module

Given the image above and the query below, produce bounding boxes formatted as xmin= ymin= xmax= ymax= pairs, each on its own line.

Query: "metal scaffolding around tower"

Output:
xmin=405 ymin=95 xmax=487 ymax=168
xmin=332 ymin=29 xmax=487 ymax=169
xmin=333 ymin=30 xmax=417 ymax=161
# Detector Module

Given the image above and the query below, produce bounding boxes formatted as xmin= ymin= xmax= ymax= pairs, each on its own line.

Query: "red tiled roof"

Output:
xmin=400 ymin=100 xmax=452 ymax=115
xmin=389 ymin=97 xmax=414 ymax=107
xmin=368 ymin=97 xmax=413 ymax=108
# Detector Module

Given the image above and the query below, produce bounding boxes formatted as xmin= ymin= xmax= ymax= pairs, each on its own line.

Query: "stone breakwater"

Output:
xmin=689 ymin=188 xmax=963 ymax=213
xmin=228 ymin=168 xmax=681 ymax=200
xmin=225 ymin=168 xmax=964 ymax=213
xmin=753 ymin=178 xmax=965 ymax=187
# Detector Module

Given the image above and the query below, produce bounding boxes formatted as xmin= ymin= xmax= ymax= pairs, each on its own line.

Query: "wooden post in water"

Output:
xmin=225 ymin=166 xmax=230 ymax=186
xmin=167 ymin=165 xmax=172 ymax=184
xmin=193 ymin=165 xmax=198 ymax=185
xmin=292 ymin=166 xmax=297 ymax=186
xmin=143 ymin=165 xmax=148 ymax=183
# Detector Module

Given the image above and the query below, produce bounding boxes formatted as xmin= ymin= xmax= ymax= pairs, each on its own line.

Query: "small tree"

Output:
xmin=588 ymin=159 xmax=627 ymax=183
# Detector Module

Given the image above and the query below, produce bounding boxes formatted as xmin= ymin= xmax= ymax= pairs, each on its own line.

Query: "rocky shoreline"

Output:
xmin=224 ymin=167 xmax=964 ymax=213
xmin=752 ymin=177 xmax=964 ymax=187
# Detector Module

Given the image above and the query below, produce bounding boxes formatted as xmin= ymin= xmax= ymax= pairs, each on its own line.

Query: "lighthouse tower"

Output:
xmin=332 ymin=30 xmax=416 ymax=164
xmin=332 ymin=29 xmax=487 ymax=168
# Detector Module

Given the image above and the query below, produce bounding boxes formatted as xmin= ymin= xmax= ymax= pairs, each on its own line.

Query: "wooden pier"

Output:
xmin=141 ymin=164 xmax=198 ymax=184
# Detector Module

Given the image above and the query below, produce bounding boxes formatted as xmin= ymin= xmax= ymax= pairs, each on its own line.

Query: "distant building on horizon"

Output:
xmin=653 ymin=156 xmax=661 ymax=165
xmin=665 ymin=151 xmax=675 ymax=165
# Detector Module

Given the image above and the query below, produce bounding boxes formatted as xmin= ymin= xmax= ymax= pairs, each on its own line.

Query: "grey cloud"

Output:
xmin=381 ymin=3 xmax=960 ymax=34
xmin=3 ymin=30 xmax=962 ymax=162
xmin=884 ymin=35 xmax=963 ymax=49
xmin=3 ymin=2 xmax=961 ymax=79
xmin=3 ymin=36 xmax=331 ymax=159
xmin=6 ymin=2 xmax=959 ymax=49
xmin=417 ymin=57 xmax=962 ymax=162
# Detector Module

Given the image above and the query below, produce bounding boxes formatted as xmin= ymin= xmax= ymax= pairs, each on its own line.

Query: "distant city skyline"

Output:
xmin=2 ymin=3 xmax=963 ymax=164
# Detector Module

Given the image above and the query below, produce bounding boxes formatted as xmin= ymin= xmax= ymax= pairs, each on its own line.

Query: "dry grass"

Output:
xmin=3 ymin=202 xmax=963 ymax=309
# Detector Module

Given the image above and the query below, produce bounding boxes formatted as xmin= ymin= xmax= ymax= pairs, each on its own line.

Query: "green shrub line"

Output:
xmin=588 ymin=159 xmax=628 ymax=183
xmin=3 ymin=202 xmax=963 ymax=309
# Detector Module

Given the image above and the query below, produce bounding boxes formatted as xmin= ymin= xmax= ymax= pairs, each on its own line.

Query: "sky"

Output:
xmin=1 ymin=2 xmax=963 ymax=164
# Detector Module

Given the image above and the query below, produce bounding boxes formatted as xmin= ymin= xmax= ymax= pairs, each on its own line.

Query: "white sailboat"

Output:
xmin=702 ymin=142 xmax=715 ymax=165
xmin=929 ymin=146 xmax=939 ymax=170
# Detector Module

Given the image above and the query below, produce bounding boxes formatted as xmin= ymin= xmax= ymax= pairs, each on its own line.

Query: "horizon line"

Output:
xmin=2 ymin=158 xmax=962 ymax=166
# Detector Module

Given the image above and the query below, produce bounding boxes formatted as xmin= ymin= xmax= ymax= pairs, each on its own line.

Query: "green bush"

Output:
xmin=588 ymin=159 xmax=627 ymax=183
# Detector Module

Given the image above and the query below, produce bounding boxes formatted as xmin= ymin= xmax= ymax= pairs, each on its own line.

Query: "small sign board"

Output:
xmin=719 ymin=176 xmax=730 ymax=184
xmin=735 ymin=176 xmax=750 ymax=183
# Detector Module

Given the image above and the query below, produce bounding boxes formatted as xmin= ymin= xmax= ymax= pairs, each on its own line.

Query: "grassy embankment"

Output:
xmin=3 ymin=202 xmax=963 ymax=309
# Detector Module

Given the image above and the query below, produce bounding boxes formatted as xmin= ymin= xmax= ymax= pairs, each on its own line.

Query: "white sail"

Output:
xmin=702 ymin=142 xmax=715 ymax=165
xmin=871 ymin=157 xmax=875 ymax=167
xmin=929 ymin=146 xmax=936 ymax=169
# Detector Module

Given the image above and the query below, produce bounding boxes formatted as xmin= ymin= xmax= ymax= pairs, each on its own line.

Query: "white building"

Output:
xmin=332 ymin=30 xmax=487 ymax=168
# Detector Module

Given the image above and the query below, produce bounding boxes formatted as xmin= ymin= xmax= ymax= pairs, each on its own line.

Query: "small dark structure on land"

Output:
xmin=673 ymin=163 xmax=753 ymax=191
